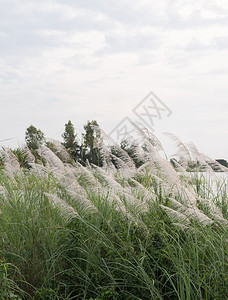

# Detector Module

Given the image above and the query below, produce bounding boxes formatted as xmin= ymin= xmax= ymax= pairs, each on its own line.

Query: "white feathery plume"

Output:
xmin=135 ymin=139 xmax=182 ymax=188
xmin=187 ymin=142 xmax=214 ymax=172
xmin=45 ymin=192 xmax=79 ymax=219
xmin=149 ymin=173 xmax=166 ymax=185
xmin=147 ymin=176 xmax=173 ymax=201
xmin=129 ymin=179 xmax=156 ymax=204
xmin=0 ymin=185 xmax=7 ymax=198
xmin=102 ymin=161 xmax=122 ymax=181
xmin=132 ymin=121 xmax=166 ymax=153
xmin=94 ymin=126 xmax=136 ymax=169
xmin=29 ymin=163 xmax=48 ymax=176
xmin=5 ymin=149 xmax=20 ymax=169
xmin=168 ymin=198 xmax=189 ymax=211
xmin=197 ymin=196 xmax=221 ymax=215
xmin=112 ymin=174 xmax=131 ymax=190
xmin=189 ymin=142 xmax=227 ymax=172
xmin=117 ymin=135 xmax=148 ymax=167
xmin=128 ymin=137 xmax=147 ymax=160
xmin=136 ymin=163 xmax=164 ymax=184
xmin=21 ymin=145 xmax=35 ymax=165
xmin=170 ymin=158 xmax=191 ymax=176
xmin=46 ymin=139 xmax=71 ymax=163
xmin=137 ymin=160 xmax=158 ymax=177
xmin=153 ymin=156 xmax=182 ymax=186
xmin=170 ymin=185 xmax=197 ymax=207
xmin=76 ymin=163 xmax=102 ymax=189
xmin=37 ymin=145 xmax=65 ymax=169
xmin=101 ymin=179 xmax=148 ymax=216
xmin=136 ymin=167 xmax=172 ymax=198
xmin=92 ymin=164 xmax=124 ymax=191
xmin=163 ymin=132 xmax=191 ymax=159
xmin=138 ymin=162 xmax=182 ymax=199
xmin=212 ymin=214 xmax=228 ymax=225
xmin=197 ymin=196 xmax=228 ymax=224
xmin=110 ymin=153 xmax=134 ymax=171
xmin=163 ymin=132 xmax=192 ymax=169
xmin=54 ymin=173 xmax=88 ymax=198
xmin=111 ymin=146 xmax=136 ymax=169
xmin=114 ymin=203 xmax=141 ymax=225
xmin=184 ymin=207 xmax=213 ymax=225
xmin=118 ymin=190 xmax=148 ymax=214
xmin=140 ymin=138 xmax=160 ymax=158
xmin=106 ymin=191 xmax=138 ymax=221
xmin=181 ymin=186 xmax=198 ymax=207
xmin=102 ymin=160 xmax=118 ymax=174
xmin=54 ymin=164 xmax=101 ymax=196
xmin=167 ymin=195 xmax=213 ymax=226
xmin=203 ymin=153 xmax=228 ymax=172
xmin=107 ymin=191 xmax=124 ymax=207
xmin=0 ymin=148 xmax=21 ymax=176
xmin=189 ymin=143 xmax=228 ymax=174
xmin=90 ymin=126 xmax=114 ymax=166
xmin=66 ymin=189 xmax=97 ymax=214
xmin=63 ymin=164 xmax=87 ymax=181
xmin=114 ymin=165 xmax=135 ymax=180
xmin=160 ymin=205 xmax=191 ymax=225
xmin=55 ymin=164 xmax=76 ymax=179
xmin=108 ymin=191 xmax=148 ymax=231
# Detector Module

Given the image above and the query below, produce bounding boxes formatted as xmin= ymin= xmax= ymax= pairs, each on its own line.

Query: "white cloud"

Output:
xmin=0 ymin=0 xmax=227 ymax=159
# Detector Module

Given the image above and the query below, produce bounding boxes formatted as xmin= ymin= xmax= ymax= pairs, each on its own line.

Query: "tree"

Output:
xmin=120 ymin=139 xmax=144 ymax=168
xmin=216 ymin=159 xmax=228 ymax=168
xmin=62 ymin=120 xmax=80 ymax=159
xmin=62 ymin=120 xmax=76 ymax=150
xmin=83 ymin=120 xmax=101 ymax=166
xmin=25 ymin=125 xmax=45 ymax=150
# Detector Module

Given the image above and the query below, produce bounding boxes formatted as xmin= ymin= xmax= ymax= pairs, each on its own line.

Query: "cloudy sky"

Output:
xmin=0 ymin=0 xmax=228 ymax=159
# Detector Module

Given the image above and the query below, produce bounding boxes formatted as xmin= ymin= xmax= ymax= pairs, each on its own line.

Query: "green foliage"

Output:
xmin=0 ymin=260 xmax=22 ymax=299
xmin=83 ymin=120 xmax=101 ymax=166
xmin=61 ymin=121 xmax=79 ymax=158
xmin=0 ymin=157 xmax=3 ymax=168
xmin=32 ymin=287 xmax=58 ymax=299
xmin=62 ymin=120 xmax=76 ymax=149
xmin=89 ymin=288 xmax=118 ymax=299
xmin=25 ymin=125 xmax=45 ymax=150
xmin=11 ymin=148 xmax=29 ymax=169
xmin=120 ymin=139 xmax=144 ymax=168
xmin=0 ymin=157 xmax=227 ymax=299
xmin=216 ymin=159 xmax=228 ymax=168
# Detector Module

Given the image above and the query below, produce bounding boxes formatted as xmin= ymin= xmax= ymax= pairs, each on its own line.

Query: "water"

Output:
xmin=188 ymin=172 xmax=228 ymax=199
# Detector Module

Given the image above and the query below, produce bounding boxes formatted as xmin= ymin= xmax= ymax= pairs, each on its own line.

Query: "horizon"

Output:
xmin=0 ymin=119 xmax=227 ymax=162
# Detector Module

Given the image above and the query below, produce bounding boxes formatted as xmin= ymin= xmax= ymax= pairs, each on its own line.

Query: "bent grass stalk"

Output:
xmin=0 ymin=140 xmax=227 ymax=299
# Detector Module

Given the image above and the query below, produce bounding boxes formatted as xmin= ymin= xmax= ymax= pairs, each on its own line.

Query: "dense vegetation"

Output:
xmin=0 ymin=124 xmax=227 ymax=299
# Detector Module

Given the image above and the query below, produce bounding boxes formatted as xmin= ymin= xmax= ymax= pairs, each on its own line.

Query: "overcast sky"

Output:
xmin=0 ymin=0 xmax=227 ymax=159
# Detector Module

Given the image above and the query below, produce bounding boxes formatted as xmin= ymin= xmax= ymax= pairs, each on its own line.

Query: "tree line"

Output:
xmin=1 ymin=121 xmax=227 ymax=170
xmin=23 ymin=120 xmax=145 ymax=168
xmin=24 ymin=120 xmax=102 ymax=166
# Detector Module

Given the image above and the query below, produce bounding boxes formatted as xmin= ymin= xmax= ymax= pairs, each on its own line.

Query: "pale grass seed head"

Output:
xmin=45 ymin=192 xmax=79 ymax=220
xmin=37 ymin=145 xmax=65 ymax=170
xmin=160 ymin=204 xmax=191 ymax=226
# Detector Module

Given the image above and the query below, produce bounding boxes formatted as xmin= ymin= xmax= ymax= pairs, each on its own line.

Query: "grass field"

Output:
xmin=0 ymin=139 xmax=227 ymax=299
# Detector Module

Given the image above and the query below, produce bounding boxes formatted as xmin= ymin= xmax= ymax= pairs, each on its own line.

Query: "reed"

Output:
xmin=0 ymin=134 xmax=227 ymax=299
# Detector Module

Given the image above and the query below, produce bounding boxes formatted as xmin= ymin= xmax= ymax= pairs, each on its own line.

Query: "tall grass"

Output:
xmin=0 ymin=135 xmax=227 ymax=299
